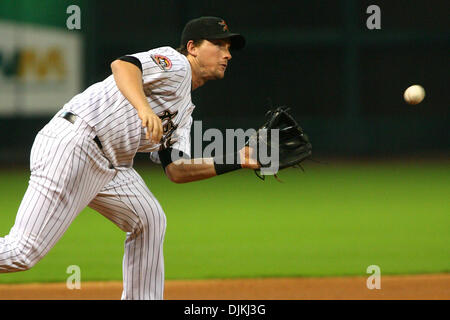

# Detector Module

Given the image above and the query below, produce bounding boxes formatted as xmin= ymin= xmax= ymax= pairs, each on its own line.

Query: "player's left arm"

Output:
xmin=162 ymin=147 xmax=259 ymax=184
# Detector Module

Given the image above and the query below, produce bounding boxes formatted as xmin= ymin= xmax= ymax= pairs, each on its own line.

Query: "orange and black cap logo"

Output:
xmin=218 ymin=20 xmax=229 ymax=32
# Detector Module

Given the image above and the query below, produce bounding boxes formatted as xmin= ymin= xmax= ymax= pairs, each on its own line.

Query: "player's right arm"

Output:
xmin=110 ymin=59 xmax=163 ymax=144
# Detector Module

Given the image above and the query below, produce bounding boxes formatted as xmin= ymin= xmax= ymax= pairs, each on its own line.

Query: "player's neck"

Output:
xmin=187 ymin=55 xmax=206 ymax=91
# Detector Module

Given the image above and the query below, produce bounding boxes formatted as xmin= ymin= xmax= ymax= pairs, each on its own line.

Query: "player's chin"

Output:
xmin=216 ymin=65 xmax=227 ymax=76
xmin=214 ymin=70 xmax=226 ymax=79
xmin=207 ymin=69 xmax=226 ymax=81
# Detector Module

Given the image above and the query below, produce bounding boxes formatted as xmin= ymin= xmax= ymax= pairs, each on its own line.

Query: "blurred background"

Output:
xmin=0 ymin=0 xmax=448 ymax=165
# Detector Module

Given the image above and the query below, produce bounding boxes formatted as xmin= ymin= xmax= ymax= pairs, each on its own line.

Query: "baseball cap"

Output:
xmin=180 ymin=16 xmax=246 ymax=50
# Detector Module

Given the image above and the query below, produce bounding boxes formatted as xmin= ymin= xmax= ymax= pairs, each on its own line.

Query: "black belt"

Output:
xmin=60 ymin=112 xmax=103 ymax=150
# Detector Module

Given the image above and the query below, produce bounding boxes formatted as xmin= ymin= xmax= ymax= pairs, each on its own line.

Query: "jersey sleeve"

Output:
xmin=127 ymin=47 xmax=185 ymax=94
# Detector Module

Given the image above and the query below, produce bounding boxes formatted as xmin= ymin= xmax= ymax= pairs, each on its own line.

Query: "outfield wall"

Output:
xmin=0 ymin=0 xmax=449 ymax=164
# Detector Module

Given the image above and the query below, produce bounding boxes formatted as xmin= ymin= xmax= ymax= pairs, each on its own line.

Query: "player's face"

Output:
xmin=196 ymin=39 xmax=232 ymax=80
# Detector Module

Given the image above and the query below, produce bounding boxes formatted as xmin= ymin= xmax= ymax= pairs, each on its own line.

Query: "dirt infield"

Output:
xmin=0 ymin=274 xmax=448 ymax=300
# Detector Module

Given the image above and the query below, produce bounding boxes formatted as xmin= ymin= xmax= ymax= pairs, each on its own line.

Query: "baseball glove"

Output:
xmin=246 ymin=106 xmax=312 ymax=181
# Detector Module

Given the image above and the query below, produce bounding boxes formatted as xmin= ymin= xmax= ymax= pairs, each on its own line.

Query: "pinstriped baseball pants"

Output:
xmin=0 ymin=114 xmax=166 ymax=300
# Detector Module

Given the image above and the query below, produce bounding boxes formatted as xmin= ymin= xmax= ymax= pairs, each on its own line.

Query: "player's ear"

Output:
xmin=186 ymin=40 xmax=199 ymax=57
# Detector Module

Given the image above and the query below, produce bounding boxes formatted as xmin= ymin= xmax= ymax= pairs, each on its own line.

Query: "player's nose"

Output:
xmin=224 ymin=49 xmax=232 ymax=60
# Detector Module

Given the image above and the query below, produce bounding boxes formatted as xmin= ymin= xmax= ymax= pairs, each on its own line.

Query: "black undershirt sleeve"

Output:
xmin=213 ymin=151 xmax=242 ymax=175
xmin=158 ymin=148 xmax=189 ymax=171
xmin=117 ymin=55 xmax=143 ymax=73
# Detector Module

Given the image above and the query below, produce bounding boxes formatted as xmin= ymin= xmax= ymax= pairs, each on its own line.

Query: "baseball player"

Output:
xmin=0 ymin=17 xmax=257 ymax=300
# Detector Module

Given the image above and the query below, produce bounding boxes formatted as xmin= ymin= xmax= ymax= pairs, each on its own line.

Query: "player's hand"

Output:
xmin=239 ymin=146 xmax=260 ymax=169
xmin=138 ymin=106 xmax=163 ymax=144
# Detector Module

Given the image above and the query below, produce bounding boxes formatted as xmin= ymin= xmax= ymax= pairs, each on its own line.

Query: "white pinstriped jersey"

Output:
xmin=1 ymin=46 xmax=194 ymax=300
xmin=61 ymin=46 xmax=194 ymax=169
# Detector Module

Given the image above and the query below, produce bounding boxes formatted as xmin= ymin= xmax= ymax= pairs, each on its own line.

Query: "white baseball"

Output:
xmin=403 ymin=85 xmax=425 ymax=105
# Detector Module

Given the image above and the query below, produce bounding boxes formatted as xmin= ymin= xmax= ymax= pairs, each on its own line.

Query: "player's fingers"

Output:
xmin=238 ymin=148 xmax=246 ymax=166
xmin=240 ymin=147 xmax=260 ymax=169
xmin=158 ymin=118 xmax=164 ymax=139
xmin=141 ymin=115 xmax=148 ymax=128
xmin=157 ymin=117 xmax=163 ymax=142
xmin=146 ymin=118 xmax=153 ymax=141
xmin=152 ymin=117 xmax=161 ymax=143
xmin=247 ymin=147 xmax=258 ymax=165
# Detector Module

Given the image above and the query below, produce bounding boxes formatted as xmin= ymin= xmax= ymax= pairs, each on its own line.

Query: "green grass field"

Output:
xmin=0 ymin=160 xmax=449 ymax=284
